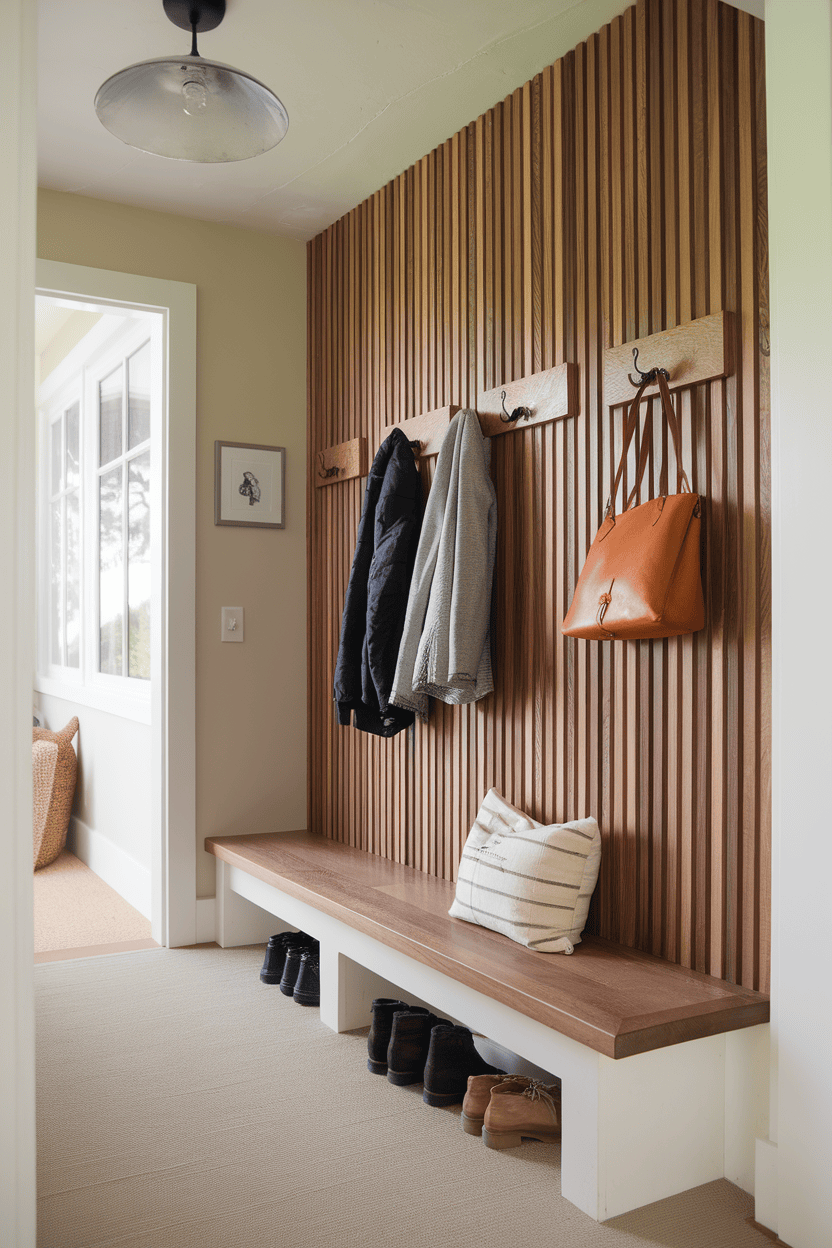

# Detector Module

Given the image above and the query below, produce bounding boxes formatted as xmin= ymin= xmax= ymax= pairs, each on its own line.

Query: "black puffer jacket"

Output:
xmin=333 ymin=428 xmax=422 ymax=737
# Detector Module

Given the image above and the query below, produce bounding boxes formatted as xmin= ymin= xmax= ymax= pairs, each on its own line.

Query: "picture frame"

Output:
xmin=214 ymin=441 xmax=285 ymax=529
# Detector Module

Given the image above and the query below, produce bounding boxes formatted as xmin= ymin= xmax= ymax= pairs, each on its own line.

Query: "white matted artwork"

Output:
xmin=214 ymin=441 xmax=285 ymax=529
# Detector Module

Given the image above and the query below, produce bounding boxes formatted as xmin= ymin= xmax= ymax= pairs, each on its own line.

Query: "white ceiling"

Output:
xmin=38 ymin=0 xmax=630 ymax=241
xmin=38 ymin=0 xmax=763 ymax=243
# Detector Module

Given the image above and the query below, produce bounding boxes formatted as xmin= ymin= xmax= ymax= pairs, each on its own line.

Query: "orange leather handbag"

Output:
xmin=561 ymin=373 xmax=704 ymax=641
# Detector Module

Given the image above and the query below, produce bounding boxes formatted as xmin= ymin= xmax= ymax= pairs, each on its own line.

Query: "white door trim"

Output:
xmin=36 ymin=258 xmax=197 ymax=949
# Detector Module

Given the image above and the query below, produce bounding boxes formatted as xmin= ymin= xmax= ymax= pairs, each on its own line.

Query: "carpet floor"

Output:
xmin=33 ymin=849 xmax=153 ymax=954
xmin=35 ymin=944 xmax=769 ymax=1248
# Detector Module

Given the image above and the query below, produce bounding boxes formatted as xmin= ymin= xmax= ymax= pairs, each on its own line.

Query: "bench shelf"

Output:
xmin=206 ymin=829 xmax=769 ymax=1223
xmin=205 ymin=830 xmax=767 ymax=1060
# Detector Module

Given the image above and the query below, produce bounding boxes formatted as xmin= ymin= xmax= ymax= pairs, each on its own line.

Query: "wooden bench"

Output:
xmin=206 ymin=830 xmax=769 ymax=1223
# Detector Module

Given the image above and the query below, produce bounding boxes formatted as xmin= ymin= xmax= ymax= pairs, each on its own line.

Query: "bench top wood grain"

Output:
xmin=205 ymin=831 xmax=769 ymax=1059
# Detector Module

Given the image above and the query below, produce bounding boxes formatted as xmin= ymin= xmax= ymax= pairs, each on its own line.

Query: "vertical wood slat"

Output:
xmin=306 ymin=0 xmax=770 ymax=993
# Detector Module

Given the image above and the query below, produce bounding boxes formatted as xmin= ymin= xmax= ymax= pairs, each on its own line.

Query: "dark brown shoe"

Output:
xmin=386 ymin=1009 xmax=447 ymax=1085
xmin=422 ymin=1025 xmax=504 ymax=1107
xmin=367 ymin=999 xmax=408 ymax=1074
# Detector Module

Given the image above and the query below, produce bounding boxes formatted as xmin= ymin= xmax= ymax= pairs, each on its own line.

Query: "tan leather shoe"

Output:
xmin=482 ymin=1081 xmax=562 ymax=1149
xmin=461 ymin=1075 xmax=529 ymax=1136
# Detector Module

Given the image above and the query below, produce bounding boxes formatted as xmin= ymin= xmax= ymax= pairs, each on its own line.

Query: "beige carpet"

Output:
xmin=33 ymin=849 xmax=153 ymax=954
xmin=35 ymin=944 xmax=771 ymax=1248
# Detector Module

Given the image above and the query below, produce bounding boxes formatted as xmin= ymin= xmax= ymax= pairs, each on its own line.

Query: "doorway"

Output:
xmin=34 ymin=297 xmax=160 ymax=959
xmin=35 ymin=259 xmax=197 ymax=950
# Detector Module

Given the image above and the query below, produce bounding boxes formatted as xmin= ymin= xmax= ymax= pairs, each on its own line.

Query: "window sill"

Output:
xmin=34 ymin=674 xmax=152 ymax=725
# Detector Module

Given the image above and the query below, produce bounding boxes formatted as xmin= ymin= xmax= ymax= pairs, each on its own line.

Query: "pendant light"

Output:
xmin=94 ymin=0 xmax=289 ymax=163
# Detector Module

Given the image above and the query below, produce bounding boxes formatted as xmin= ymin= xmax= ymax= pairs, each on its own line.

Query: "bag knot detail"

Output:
xmin=596 ymin=585 xmax=615 ymax=638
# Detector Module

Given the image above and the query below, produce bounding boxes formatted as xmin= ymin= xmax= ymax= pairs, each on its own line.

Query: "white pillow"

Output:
xmin=448 ymin=788 xmax=602 ymax=954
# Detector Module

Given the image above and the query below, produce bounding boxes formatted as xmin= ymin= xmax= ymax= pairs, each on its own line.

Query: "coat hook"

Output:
xmin=317 ymin=451 xmax=339 ymax=479
xmin=499 ymin=390 xmax=533 ymax=424
xmin=409 ymin=439 xmax=422 ymax=455
xmin=628 ymin=347 xmax=671 ymax=388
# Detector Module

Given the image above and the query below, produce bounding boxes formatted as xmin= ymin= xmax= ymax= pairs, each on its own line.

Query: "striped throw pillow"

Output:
xmin=448 ymin=789 xmax=602 ymax=954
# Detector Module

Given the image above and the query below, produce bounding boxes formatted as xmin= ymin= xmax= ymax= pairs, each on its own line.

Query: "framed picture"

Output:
xmin=214 ymin=441 xmax=285 ymax=529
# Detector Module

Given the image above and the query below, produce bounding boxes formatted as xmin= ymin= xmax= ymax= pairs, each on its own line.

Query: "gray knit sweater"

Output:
xmin=389 ymin=409 xmax=497 ymax=720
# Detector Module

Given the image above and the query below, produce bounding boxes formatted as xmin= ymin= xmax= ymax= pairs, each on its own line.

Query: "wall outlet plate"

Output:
xmin=221 ymin=606 xmax=244 ymax=642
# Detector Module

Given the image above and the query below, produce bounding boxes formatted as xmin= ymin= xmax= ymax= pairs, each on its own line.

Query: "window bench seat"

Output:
xmin=206 ymin=830 xmax=769 ymax=1223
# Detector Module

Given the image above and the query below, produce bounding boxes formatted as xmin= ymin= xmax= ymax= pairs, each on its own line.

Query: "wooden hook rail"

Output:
xmin=477 ymin=362 xmax=578 ymax=436
xmin=603 ymin=311 xmax=734 ymax=408
xmin=314 ymin=436 xmax=368 ymax=488
xmin=375 ymin=362 xmax=578 ymax=462
xmin=378 ymin=405 xmax=459 ymax=458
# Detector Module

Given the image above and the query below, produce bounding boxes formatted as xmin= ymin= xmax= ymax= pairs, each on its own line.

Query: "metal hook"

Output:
xmin=628 ymin=347 xmax=671 ymax=388
xmin=317 ymin=451 xmax=339 ymax=479
xmin=499 ymin=390 xmax=533 ymax=424
xmin=409 ymin=439 xmax=421 ymax=455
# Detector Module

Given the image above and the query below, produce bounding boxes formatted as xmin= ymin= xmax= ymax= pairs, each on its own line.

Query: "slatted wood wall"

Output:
xmin=306 ymin=0 xmax=770 ymax=991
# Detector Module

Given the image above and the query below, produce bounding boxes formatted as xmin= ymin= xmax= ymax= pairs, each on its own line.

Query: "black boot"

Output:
xmin=367 ymin=998 xmax=408 ymax=1074
xmin=293 ymin=950 xmax=320 ymax=1006
xmin=387 ymin=1009 xmax=449 ymax=1086
xmin=279 ymin=938 xmax=318 ymax=996
xmin=260 ymin=932 xmax=307 ymax=984
xmin=422 ymin=1025 xmax=504 ymax=1107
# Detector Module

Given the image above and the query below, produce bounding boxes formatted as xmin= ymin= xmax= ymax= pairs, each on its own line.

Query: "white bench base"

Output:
xmin=216 ymin=858 xmax=765 ymax=1223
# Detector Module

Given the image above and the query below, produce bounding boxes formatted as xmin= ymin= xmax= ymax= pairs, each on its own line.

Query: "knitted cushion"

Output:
xmin=448 ymin=788 xmax=602 ymax=954
xmin=32 ymin=717 xmax=79 ymax=870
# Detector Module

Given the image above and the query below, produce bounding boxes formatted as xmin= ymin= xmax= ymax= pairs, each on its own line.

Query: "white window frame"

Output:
xmin=36 ymin=313 xmax=162 ymax=724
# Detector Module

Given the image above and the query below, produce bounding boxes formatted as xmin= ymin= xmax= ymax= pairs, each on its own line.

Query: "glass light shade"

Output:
xmin=94 ymin=54 xmax=289 ymax=162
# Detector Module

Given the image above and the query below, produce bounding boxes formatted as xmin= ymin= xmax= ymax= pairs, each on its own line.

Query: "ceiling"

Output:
xmin=38 ymin=0 xmax=633 ymax=242
xmin=38 ymin=0 xmax=763 ymax=243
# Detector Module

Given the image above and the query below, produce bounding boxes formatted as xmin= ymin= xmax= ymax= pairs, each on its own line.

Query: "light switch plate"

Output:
xmin=221 ymin=606 xmax=244 ymax=642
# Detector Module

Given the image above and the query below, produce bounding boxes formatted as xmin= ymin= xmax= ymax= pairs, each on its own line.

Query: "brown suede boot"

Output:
xmin=482 ymin=1081 xmax=562 ymax=1149
xmin=461 ymin=1075 xmax=540 ymax=1136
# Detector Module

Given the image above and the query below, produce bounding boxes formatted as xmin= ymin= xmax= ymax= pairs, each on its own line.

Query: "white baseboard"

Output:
xmin=195 ymin=897 xmax=217 ymax=945
xmin=67 ymin=817 xmax=151 ymax=919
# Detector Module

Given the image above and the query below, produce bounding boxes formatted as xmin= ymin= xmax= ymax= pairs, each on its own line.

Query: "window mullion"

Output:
xmin=122 ymin=460 xmax=129 ymax=678
xmin=122 ymin=361 xmax=129 ymax=678
xmin=60 ymin=413 xmax=66 ymax=668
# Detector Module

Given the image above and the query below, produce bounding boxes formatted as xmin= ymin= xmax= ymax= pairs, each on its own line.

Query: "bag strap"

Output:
xmin=609 ymin=372 xmax=692 ymax=518
xmin=656 ymin=372 xmax=691 ymax=496
xmin=605 ymin=375 xmax=652 ymax=520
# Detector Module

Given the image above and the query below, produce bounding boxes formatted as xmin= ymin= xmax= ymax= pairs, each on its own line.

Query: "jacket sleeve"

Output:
xmin=363 ymin=449 xmax=422 ymax=718
xmin=332 ymin=477 xmax=379 ymax=722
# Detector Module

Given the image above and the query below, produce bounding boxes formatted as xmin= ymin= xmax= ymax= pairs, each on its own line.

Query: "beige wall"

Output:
xmin=37 ymin=190 xmax=307 ymax=898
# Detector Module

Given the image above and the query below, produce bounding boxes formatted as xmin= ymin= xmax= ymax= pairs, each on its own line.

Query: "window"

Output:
xmin=46 ymin=393 xmax=82 ymax=669
xmin=97 ymin=341 xmax=152 ymax=681
xmin=37 ymin=313 xmax=160 ymax=720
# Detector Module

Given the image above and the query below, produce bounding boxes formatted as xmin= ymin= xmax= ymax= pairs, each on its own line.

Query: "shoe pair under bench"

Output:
xmin=260 ymin=932 xmax=320 ymax=1006
xmin=462 ymin=1073 xmax=562 ymax=1150
xmin=367 ymin=997 xmax=504 ymax=1107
